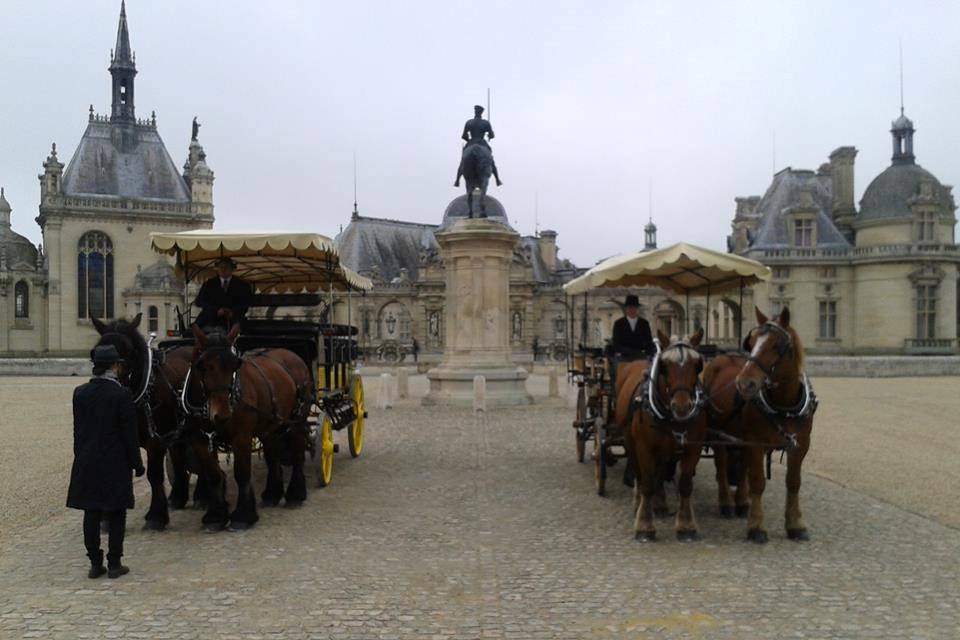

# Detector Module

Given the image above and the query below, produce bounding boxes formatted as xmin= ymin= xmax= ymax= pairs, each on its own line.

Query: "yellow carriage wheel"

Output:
xmin=316 ymin=415 xmax=334 ymax=488
xmin=348 ymin=376 xmax=365 ymax=458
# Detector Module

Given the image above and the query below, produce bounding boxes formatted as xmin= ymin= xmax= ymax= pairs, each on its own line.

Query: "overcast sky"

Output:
xmin=2 ymin=1 xmax=959 ymax=266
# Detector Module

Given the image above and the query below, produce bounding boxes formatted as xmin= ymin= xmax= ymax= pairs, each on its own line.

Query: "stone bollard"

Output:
xmin=377 ymin=372 xmax=394 ymax=410
xmin=548 ymin=367 xmax=560 ymax=398
xmin=473 ymin=375 xmax=486 ymax=412
xmin=397 ymin=368 xmax=409 ymax=399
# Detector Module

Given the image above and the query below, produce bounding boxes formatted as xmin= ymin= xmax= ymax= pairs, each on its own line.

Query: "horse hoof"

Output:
xmin=787 ymin=528 xmax=809 ymax=541
xmin=227 ymin=520 xmax=254 ymax=532
xmin=261 ymin=497 xmax=281 ymax=508
xmin=719 ymin=506 xmax=735 ymax=519
xmin=735 ymin=505 xmax=750 ymax=518
xmin=203 ymin=521 xmax=227 ymax=533
xmin=747 ymin=528 xmax=768 ymax=544
xmin=284 ymin=499 xmax=304 ymax=509
xmin=142 ymin=519 xmax=167 ymax=531
xmin=168 ymin=497 xmax=188 ymax=510
xmin=676 ymin=530 xmax=699 ymax=542
xmin=634 ymin=530 xmax=656 ymax=543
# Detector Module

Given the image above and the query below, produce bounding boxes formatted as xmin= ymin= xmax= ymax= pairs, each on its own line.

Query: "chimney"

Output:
xmin=829 ymin=146 xmax=857 ymax=226
xmin=538 ymin=229 xmax=558 ymax=272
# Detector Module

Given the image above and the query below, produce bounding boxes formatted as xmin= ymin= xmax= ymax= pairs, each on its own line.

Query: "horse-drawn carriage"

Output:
xmin=90 ymin=231 xmax=372 ymax=531
xmin=564 ymin=242 xmax=771 ymax=496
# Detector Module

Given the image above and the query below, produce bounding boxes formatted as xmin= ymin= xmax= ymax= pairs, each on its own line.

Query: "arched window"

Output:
xmin=148 ymin=305 xmax=159 ymax=333
xmin=14 ymin=281 xmax=29 ymax=318
xmin=77 ymin=231 xmax=114 ymax=319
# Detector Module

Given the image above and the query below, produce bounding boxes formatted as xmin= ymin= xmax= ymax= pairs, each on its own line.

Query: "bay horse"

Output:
xmin=702 ymin=306 xmax=817 ymax=543
xmin=190 ymin=324 xmax=313 ymax=530
xmin=616 ymin=328 xmax=707 ymax=542
xmin=91 ymin=315 xmax=201 ymax=530
xmin=461 ymin=143 xmax=493 ymax=218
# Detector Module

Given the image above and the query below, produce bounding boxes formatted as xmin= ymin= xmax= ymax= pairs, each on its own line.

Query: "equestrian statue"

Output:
xmin=454 ymin=104 xmax=502 ymax=218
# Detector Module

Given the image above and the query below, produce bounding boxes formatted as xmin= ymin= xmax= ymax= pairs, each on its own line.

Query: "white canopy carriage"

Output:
xmin=150 ymin=230 xmax=373 ymax=486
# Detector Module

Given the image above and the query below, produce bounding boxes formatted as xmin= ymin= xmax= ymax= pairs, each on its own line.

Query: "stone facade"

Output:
xmin=730 ymin=111 xmax=959 ymax=354
xmin=0 ymin=3 xmax=213 ymax=356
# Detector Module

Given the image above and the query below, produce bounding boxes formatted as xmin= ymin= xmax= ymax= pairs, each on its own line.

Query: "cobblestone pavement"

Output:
xmin=1 ymin=378 xmax=959 ymax=639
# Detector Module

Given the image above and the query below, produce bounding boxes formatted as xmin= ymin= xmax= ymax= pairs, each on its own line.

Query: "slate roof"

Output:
xmin=747 ymin=168 xmax=851 ymax=251
xmin=335 ymin=213 xmax=561 ymax=285
xmin=0 ymin=192 xmax=39 ymax=271
xmin=61 ymin=121 xmax=190 ymax=202
xmin=336 ymin=215 xmax=439 ymax=282
xmin=859 ymin=162 xmax=954 ymax=221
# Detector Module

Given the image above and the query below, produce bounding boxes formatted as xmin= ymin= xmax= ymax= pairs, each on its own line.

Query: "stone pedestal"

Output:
xmin=423 ymin=218 xmax=533 ymax=407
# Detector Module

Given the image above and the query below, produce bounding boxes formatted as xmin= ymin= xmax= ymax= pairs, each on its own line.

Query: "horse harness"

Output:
xmin=629 ymin=340 xmax=706 ymax=448
xmin=189 ymin=346 xmax=312 ymax=447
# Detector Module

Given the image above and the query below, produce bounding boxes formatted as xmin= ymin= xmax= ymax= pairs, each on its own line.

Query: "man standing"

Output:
xmin=193 ymin=257 xmax=254 ymax=329
xmin=610 ymin=295 xmax=654 ymax=357
xmin=67 ymin=345 xmax=145 ymax=579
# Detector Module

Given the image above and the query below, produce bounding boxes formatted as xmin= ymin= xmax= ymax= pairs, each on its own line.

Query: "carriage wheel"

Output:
xmin=575 ymin=387 xmax=587 ymax=463
xmin=594 ymin=423 xmax=607 ymax=496
xmin=348 ymin=376 xmax=365 ymax=458
xmin=316 ymin=415 xmax=334 ymax=488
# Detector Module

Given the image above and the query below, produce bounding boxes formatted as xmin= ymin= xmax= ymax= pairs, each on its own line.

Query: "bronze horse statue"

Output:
xmin=189 ymin=324 xmax=313 ymax=530
xmin=460 ymin=143 xmax=494 ymax=218
xmin=616 ymin=329 xmax=707 ymax=541
xmin=703 ymin=307 xmax=817 ymax=543
xmin=91 ymin=315 xmax=201 ymax=530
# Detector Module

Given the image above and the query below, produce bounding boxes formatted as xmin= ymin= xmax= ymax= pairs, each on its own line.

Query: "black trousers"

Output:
xmin=82 ymin=509 xmax=126 ymax=565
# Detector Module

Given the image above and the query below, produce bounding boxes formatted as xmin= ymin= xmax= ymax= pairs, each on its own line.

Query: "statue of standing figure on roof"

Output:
xmin=191 ymin=117 xmax=200 ymax=141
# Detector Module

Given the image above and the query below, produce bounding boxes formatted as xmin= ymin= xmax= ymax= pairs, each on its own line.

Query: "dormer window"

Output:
xmin=915 ymin=210 xmax=937 ymax=242
xmin=792 ymin=217 xmax=815 ymax=247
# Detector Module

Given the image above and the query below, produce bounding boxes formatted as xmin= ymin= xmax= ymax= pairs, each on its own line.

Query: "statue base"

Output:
xmin=422 ymin=366 xmax=533 ymax=407
xmin=420 ymin=217 xmax=534 ymax=408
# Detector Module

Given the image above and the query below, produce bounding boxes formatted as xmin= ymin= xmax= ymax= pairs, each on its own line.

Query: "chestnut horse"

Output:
xmin=616 ymin=329 xmax=707 ymax=541
xmin=91 ymin=315 xmax=201 ymax=530
xmin=190 ymin=324 xmax=313 ymax=530
xmin=702 ymin=307 xmax=817 ymax=543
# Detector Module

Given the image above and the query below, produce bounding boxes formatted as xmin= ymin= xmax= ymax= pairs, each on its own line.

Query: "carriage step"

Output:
xmin=333 ymin=444 xmax=340 ymax=453
xmin=363 ymin=411 xmax=368 ymax=419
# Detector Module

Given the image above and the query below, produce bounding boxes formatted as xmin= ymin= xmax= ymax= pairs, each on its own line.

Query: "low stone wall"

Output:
xmin=805 ymin=356 xmax=960 ymax=377
xmin=0 ymin=358 xmax=89 ymax=377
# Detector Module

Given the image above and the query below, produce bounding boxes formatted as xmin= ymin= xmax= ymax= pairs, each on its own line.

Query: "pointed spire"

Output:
xmin=0 ymin=188 xmax=11 ymax=229
xmin=113 ymin=1 xmax=134 ymax=65
xmin=352 ymin=152 xmax=360 ymax=219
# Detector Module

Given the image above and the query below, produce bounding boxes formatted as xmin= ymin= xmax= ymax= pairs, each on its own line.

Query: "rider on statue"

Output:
xmin=455 ymin=105 xmax=503 ymax=187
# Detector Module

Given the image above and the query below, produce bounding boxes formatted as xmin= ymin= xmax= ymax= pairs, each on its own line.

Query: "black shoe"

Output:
xmin=107 ymin=565 xmax=130 ymax=579
xmin=88 ymin=564 xmax=106 ymax=579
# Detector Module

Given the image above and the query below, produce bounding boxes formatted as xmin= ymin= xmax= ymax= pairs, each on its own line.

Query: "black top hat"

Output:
xmin=623 ymin=294 xmax=640 ymax=308
xmin=474 ymin=104 xmax=485 ymax=113
xmin=214 ymin=256 xmax=237 ymax=269
xmin=90 ymin=344 xmax=123 ymax=366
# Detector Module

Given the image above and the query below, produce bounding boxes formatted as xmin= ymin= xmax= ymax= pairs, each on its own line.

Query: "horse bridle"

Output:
xmin=187 ymin=346 xmax=241 ymax=416
xmin=646 ymin=339 xmax=705 ymax=424
xmin=743 ymin=321 xmax=794 ymax=384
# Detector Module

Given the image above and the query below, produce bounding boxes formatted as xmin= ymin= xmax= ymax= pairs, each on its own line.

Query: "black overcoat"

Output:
xmin=611 ymin=316 xmax=654 ymax=356
xmin=66 ymin=378 xmax=143 ymax=511
xmin=193 ymin=276 xmax=253 ymax=328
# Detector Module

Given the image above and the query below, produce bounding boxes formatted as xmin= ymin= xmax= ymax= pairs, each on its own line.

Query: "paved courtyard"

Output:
xmin=0 ymin=374 xmax=958 ymax=639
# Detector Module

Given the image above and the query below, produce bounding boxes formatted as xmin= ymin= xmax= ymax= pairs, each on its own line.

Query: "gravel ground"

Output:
xmin=0 ymin=373 xmax=958 ymax=639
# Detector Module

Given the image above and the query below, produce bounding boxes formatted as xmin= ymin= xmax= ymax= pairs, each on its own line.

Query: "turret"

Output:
xmin=109 ymin=1 xmax=137 ymax=124
xmin=39 ymin=143 xmax=64 ymax=200
xmin=0 ymin=188 xmax=11 ymax=229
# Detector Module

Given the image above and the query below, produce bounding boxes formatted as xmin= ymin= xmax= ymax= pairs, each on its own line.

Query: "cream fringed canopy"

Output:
xmin=562 ymin=242 xmax=770 ymax=295
xmin=150 ymin=230 xmax=373 ymax=293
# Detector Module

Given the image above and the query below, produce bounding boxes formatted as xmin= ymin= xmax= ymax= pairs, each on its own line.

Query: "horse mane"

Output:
xmin=95 ymin=317 xmax=149 ymax=387
xmin=788 ymin=325 xmax=805 ymax=372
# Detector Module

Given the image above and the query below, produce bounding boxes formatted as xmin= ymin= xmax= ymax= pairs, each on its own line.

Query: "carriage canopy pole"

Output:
xmin=582 ymin=292 xmax=588 ymax=348
xmin=738 ymin=277 xmax=744 ymax=346
xmin=685 ymin=291 xmax=690 ymax=336
xmin=705 ymin=284 xmax=711 ymax=343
